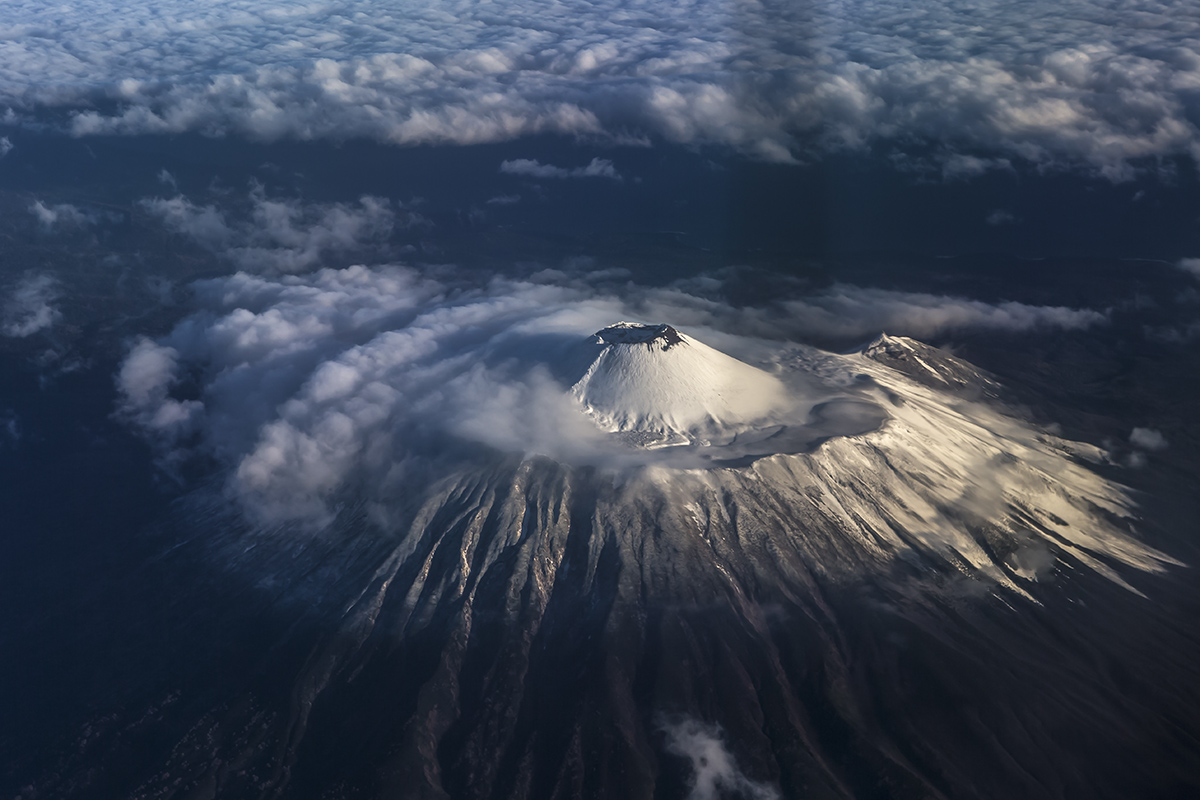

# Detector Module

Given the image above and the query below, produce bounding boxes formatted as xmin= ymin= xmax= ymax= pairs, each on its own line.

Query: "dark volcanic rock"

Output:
xmin=594 ymin=322 xmax=686 ymax=351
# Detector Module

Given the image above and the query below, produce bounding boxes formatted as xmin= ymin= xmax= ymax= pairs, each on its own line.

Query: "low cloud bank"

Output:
xmin=2 ymin=0 xmax=1199 ymax=174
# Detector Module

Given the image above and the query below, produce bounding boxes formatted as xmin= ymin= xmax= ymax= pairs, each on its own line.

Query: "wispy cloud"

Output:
xmin=662 ymin=277 xmax=1108 ymax=342
xmin=2 ymin=273 xmax=61 ymax=338
xmin=500 ymin=157 xmax=621 ymax=180
xmin=28 ymin=200 xmax=102 ymax=230
xmin=140 ymin=185 xmax=424 ymax=273
xmin=0 ymin=409 xmax=19 ymax=448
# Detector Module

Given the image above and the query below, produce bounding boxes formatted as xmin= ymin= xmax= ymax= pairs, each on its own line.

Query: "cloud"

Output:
xmin=500 ymin=157 xmax=621 ymax=180
xmin=1130 ymin=427 xmax=1168 ymax=451
xmin=486 ymin=194 xmax=521 ymax=205
xmin=1178 ymin=258 xmax=1200 ymax=279
xmin=140 ymin=185 xmax=421 ymax=273
xmin=784 ymin=287 xmax=1106 ymax=339
xmin=0 ymin=409 xmax=19 ymax=448
xmin=1150 ymin=270 xmax=1200 ymax=339
xmin=986 ymin=209 xmax=1017 ymax=226
xmin=114 ymin=256 xmax=1111 ymax=525
xmin=142 ymin=195 xmax=232 ymax=249
xmin=662 ymin=277 xmax=1108 ymax=342
xmin=0 ymin=137 xmax=11 ymax=158
xmin=893 ymin=152 xmax=1017 ymax=181
xmin=659 ymin=717 xmax=779 ymax=800
xmin=29 ymin=200 xmax=99 ymax=230
xmin=116 ymin=337 xmax=203 ymax=442
xmin=2 ymin=273 xmax=61 ymax=338
xmin=1 ymin=0 xmax=1198 ymax=174
xmin=942 ymin=155 xmax=1014 ymax=181
xmin=1146 ymin=319 xmax=1200 ymax=343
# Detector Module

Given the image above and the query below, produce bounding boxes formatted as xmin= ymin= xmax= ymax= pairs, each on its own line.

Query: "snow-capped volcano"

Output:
xmin=569 ymin=322 xmax=789 ymax=444
xmin=113 ymin=286 xmax=1190 ymax=800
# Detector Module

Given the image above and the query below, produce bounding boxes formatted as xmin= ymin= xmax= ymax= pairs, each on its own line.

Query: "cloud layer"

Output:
xmin=3 ymin=0 xmax=1200 ymax=173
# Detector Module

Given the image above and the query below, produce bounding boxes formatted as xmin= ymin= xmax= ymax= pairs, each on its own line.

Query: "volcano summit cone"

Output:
xmin=569 ymin=322 xmax=789 ymax=444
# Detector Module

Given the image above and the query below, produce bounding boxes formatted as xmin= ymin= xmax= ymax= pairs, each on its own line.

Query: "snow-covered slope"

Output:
xmin=861 ymin=332 xmax=1002 ymax=397
xmin=569 ymin=322 xmax=789 ymax=443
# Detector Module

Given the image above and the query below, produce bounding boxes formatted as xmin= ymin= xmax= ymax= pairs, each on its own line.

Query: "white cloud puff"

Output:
xmin=659 ymin=717 xmax=779 ymax=800
xmin=2 ymin=0 xmax=1199 ymax=174
xmin=117 ymin=337 xmax=203 ymax=438
xmin=1130 ymin=426 xmax=1168 ymax=451
xmin=116 ymin=261 xmax=1109 ymax=525
xmin=2 ymin=273 xmax=61 ymax=337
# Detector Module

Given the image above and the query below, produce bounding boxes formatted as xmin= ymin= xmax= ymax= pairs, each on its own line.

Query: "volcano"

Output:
xmin=84 ymin=323 xmax=1188 ymax=800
